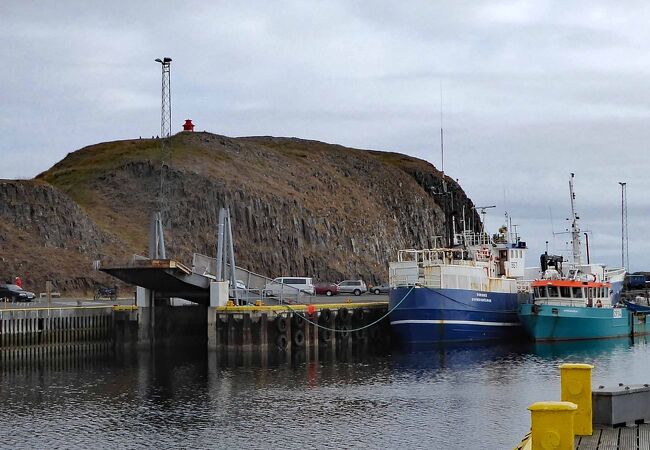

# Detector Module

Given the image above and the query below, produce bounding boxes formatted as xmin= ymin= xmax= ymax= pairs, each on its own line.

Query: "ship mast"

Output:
xmin=569 ymin=173 xmax=582 ymax=265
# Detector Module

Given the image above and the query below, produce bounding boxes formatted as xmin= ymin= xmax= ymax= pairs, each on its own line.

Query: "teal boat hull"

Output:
xmin=518 ymin=303 xmax=649 ymax=341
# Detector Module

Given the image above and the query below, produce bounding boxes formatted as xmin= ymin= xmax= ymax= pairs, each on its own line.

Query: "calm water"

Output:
xmin=3 ymin=338 xmax=650 ymax=449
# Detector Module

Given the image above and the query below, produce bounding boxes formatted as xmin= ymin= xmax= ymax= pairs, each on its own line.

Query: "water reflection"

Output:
xmin=526 ymin=336 xmax=635 ymax=360
xmin=3 ymin=338 xmax=650 ymax=449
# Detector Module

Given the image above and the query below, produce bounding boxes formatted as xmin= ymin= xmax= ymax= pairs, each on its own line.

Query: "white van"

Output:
xmin=263 ymin=277 xmax=315 ymax=297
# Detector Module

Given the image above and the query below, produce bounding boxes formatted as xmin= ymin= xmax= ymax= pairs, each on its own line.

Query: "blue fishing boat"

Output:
xmin=518 ymin=174 xmax=632 ymax=342
xmin=388 ymin=223 xmax=529 ymax=344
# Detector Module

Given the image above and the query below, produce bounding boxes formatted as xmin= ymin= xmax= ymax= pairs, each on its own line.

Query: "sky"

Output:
xmin=2 ymin=1 xmax=649 ymax=271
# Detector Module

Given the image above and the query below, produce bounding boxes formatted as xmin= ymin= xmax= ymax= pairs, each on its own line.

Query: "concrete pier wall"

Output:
xmin=0 ymin=302 xmax=390 ymax=362
xmin=0 ymin=306 xmax=114 ymax=361
xmin=210 ymin=303 xmax=391 ymax=358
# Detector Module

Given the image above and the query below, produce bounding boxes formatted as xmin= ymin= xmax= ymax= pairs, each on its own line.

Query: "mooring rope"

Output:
xmin=280 ymin=286 xmax=415 ymax=333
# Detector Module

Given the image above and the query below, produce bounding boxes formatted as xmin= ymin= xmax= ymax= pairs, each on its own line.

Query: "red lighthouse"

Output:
xmin=182 ymin=119 xmax=195 ymax=132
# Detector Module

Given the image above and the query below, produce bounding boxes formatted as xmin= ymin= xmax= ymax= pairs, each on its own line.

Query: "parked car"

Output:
xmin=229 ymin=280 xmax=248 ymax=298
xmin=314 ymin=282 xmax=340 ymax=296
xmin=337 ymin=280 xmax=367 ymax=296
xmin=0 ymin=284 xmax=35 ymax=302
xmin=369 ymin=284 xmax=390 ymax=295
xmin=94 ymin=286 xmax=117 ymax=301
xmin=264 ymin=277 xmax=315 ymax=297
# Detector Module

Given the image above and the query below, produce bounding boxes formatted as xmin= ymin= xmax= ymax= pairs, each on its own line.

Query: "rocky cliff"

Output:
xmin=0 ymin=132 xmax=479 ymax=294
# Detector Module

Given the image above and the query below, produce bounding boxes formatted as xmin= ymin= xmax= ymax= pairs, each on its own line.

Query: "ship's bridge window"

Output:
xmin=548 ymin=286 xmax=559 ymax=297
xmin=572 ymin=287 xmax=583 ymax=298
xmin=560 ymin=286 xmax=571 ymax=298
xmin=605 ymin=287 xmax=609 ymax=297
xmin=537 ymin=286 xmax=547 ymax=297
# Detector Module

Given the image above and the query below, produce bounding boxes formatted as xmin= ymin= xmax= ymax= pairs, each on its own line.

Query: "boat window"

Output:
xmin=548 ymin=286 xmax=559 ymax=297
xmin=572 ymin=287 xmax=583 ymax=298
xmin=560 ymin=286 xmax=571 ymax=298
xmin=605 ymin=287 xmax=609 ymax=297
xmin=538 ymin=286 xmax=546 ymax=297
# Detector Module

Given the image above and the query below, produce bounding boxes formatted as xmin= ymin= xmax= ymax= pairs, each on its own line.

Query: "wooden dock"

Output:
xmin=575 ymin=425 xmax=650 ymax=449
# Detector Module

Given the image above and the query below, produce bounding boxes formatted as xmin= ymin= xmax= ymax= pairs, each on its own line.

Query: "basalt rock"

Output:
xmin=0 ymin=132 xmax=480 ymax=294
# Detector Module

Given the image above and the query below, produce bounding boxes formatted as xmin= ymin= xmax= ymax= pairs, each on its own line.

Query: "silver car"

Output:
xmin=337 ymin=280 xmax=367 ymax=296
xmin=369 ymin=284 xmax=390 ymax=295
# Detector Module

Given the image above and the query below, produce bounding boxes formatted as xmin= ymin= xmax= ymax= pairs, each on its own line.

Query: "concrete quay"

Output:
xmin=0 ymin=295 xmax=392 ymax=361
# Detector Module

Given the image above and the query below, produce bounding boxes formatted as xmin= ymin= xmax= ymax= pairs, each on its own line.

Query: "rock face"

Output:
xmin=0 ymin=180 xmax=126 ymax=293
xmin=1 ymin=132 xmax=480 ymax=294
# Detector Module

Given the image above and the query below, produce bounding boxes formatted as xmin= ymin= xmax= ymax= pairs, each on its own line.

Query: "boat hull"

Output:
xmin=518 ymin=303 xmax=637 ymax=341
xmin=389 ymin=287 xmax=523 ymax=344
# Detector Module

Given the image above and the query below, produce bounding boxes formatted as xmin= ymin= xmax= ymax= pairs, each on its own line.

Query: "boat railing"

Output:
xmin=397 ymin=248 xmax=469 ymax=264
xmin=457 ymin=231 xmax=492 ymax=247
xmin=605 ymin=267 xmax=626 ymax=280
xmin=517 ymin=280 xmax=532 ymax=293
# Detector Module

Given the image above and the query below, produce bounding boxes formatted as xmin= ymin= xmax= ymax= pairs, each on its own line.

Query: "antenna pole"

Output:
xmin=568 ymin=173 xmax=582 ymax=265
xmin=619 ymin=182 xmax=628 ymax=271
xmin=440 ymin=81 xmax=444 ymax=175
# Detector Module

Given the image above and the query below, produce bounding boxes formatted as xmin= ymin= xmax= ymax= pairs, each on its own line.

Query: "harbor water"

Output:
xmin=3 ymin=338 xmax=650 ymax=449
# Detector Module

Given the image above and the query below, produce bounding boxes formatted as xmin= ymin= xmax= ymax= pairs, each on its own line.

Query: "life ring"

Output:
xmin=276 ymin=316 xmax=288 ymax=333
xmin=596 ymin=299 xmax=603 ymax=308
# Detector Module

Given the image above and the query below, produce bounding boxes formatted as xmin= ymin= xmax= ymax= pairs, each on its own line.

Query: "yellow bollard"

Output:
xmin=528 ymin=401 xmax=577 ymax=450
xmin=560 ymin=363 xmax=593 ymax=436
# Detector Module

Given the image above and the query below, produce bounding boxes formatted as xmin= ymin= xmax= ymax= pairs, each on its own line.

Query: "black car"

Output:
xmin=94 ymin=286 xmax=117 ymax=301
xmin=0 ymin=284 xmax=34 ymax=302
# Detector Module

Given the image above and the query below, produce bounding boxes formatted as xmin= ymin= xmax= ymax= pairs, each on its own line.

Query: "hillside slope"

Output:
xmin=1 ymin=132 xmax=479 ymax=293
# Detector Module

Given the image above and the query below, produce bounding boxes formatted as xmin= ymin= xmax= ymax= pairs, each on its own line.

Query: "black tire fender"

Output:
xmin=276 ymin=334 xmax=288 ymax=350
xmin=276 ymin=316 xmax=288 ymax=333
xmin=320 ymin=308 xmax=332 ymax=324
xmin=293 ymin=329 xmax=305 ymax=346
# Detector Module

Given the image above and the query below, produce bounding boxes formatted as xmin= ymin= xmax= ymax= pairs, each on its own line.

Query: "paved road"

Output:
xmin=1 ymin=297 xmax=135 ymax=309
xmin=1 ymin=293 xmax=388 ymax=310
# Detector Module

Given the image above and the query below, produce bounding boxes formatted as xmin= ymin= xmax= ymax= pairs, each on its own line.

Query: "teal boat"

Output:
xmin=519 ymin=302 xmax=630 ymax=341
xmin=518 ymin=173 xmax=638 ymax=341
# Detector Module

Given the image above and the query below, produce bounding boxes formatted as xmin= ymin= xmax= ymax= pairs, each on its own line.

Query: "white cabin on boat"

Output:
xmin=389 ymin=230 xmax=528 ymax=294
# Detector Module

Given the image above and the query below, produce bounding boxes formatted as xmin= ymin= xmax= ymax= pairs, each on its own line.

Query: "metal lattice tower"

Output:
xmin=154 ymin=57 xmax=173 ymax=256
xmin=155 ymin=57 xmax=172 ymax=138
xmin=619 ymin=182 xmax=629 ymax=271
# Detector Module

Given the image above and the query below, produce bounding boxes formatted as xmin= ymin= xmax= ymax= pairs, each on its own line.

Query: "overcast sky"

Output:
xmin=2 ymin=1 xmax=649 ymax=271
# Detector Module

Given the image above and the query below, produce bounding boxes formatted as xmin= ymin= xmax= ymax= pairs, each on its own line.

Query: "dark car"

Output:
xmin=94 ymin=286 xmax=117 ymax=301
xmin=0 ymin=284 xmax=34 ymax=302
xmin=369 ymin=284 xmax=390 ymax=295
xmin=314 ymin=282 xmax=340 ymax=296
